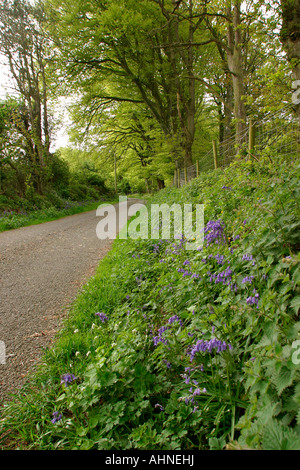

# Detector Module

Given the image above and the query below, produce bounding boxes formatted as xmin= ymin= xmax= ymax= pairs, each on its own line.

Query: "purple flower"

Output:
xmin=203 ymin=220 xmax=226 ymax=246
xmin=210 ymin=266 xmax=233 ymax=286
xmin=163 ymin=360 xmax=172 ymax=368
xmin=215 ymin=254 xmax=225 ymax=265
xmin=95 ymin=312 xmax=108 ymax=323
xmin=189 ymin=338 xmax=232 ymax=361
xmin=153 ymin=335 xmax=168 ymax=346
xmin=242 ymin=254 xmax=253 ymax=261
xmin=158 ymin=325 xmax=169 ymax=335
xmin=51 ymin=411 xmax=62 ymax=424
xmin=154 ymin=403 xmax=164 ymax=411
xmin=183 ymin=260 xmax=190 ymax=266
xmin=60 ymin=373 xmax=77 ymax=387
xmin=242 ymin=275 xmax=254 ymax=284
xmin=246 ymin=292 xmax=259 ymax=308
xmin=168 ymin=315 xmax=182 ymax=326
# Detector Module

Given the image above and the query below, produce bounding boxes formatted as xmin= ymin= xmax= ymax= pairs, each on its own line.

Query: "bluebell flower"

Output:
xmin=60 ymin=373 xmax=77 ymax=387
xmin=95 ymin=312 xmax=108 ymax=323
xmin=189 ymin=338 xmax=232 ymax=361
xmin=154 ymin=404 xmax=164 ymax=411
xmin=246 ymin=291 xmax=259 ymax=308
xmin=210 ymin=266 xmax=233 ymax=286
xmin=242 ymin=254 xmax=253 ymax=261
xmin=51 ymin=411 xmax=62 ymax=424
xmin=203 ymin=220 xmax=226 ymax=246
xmin=168 ymin=315 xmax=182 ymax=326
xmin=242 ymin=275 xmax=254 ymax=284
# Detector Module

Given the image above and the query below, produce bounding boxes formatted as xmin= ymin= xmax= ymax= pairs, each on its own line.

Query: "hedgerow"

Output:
xmin=1 ymin=156 xmax=299 ymax=450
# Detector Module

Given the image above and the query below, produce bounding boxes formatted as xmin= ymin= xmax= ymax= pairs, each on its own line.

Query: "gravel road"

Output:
xmin=0 ymin=199 xmax=144 ymax=404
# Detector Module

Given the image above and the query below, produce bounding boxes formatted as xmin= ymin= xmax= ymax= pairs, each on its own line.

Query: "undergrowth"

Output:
xmin=0 ymin=156 xmax=299 ymax=450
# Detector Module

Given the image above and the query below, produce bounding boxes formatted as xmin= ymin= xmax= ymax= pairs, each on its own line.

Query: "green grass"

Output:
xmin=0 ymin=197 xmax=121 ymax=233
xmin=0 ymin=156 xmax=299 ymax=450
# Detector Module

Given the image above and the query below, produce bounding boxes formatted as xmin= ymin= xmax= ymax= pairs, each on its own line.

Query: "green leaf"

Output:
xmin=273 ymin=366 xmax=294 ymax=396
xmin=290 ymin=296 xmax=300 ymax=315
xmin=262 ymin=419 xmax=300 ymax=450
xmin=209 ymin=436 xmax=226 ymax=450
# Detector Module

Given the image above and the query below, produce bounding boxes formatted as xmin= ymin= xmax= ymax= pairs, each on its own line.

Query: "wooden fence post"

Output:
xmin=114 ymin=152 xmax=117 ymax=193
xmin=174 ymin=169 xmax=177 ymax=187
xmin=249 ymin=119 xmax=255 ymax=154
xmin=212 ymin=140 xmax=218 ymax=169
xmin=177 ymin=168 xmax=180 ymax=188
xmin=196 ymin=160 xmax=199 ymax=177
xmin=184 ymin=167 xmax=187 ymax=185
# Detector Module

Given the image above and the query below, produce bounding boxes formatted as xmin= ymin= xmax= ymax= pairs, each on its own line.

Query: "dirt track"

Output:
xmin=0 ymin=199 xmax=144 ymax=404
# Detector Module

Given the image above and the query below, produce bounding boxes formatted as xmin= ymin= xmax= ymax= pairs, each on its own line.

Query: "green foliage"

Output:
xmin=1 ymin=155 xmax=299 ymax=450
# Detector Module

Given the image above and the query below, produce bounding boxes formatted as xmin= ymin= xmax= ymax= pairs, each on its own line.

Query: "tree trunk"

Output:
xmin=280 ymin=0 xmax=300 ymax=123
xmin=227 ymin=0 xmax=247 ymax=148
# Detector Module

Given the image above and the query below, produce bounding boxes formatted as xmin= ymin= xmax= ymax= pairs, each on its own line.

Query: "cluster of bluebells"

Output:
xmin=95 ymin=312 xmax=108 ymax=323
xmin=153 ymin=315 xmax=183 ymax=346
xmin=246 ymin=289 xmax=260 ymax=308
xmin=153 ymin=325 xmax=169 ymax=346
xmin=242 ymin=253 xmax=255 ymax=265
xmin=242 ymin=275 xmax=254 ymax=285
xmin=177 ymin=267 xmax=200 ymax=279
xmin=168 ymin=315 xmax=183 ymax=327
xmin=181 ymin=367 xmax=207 ymax=412
xmin=60 ymin=373 xmax=77 ymax=387
xmin=203 ymin=220 xmax=226 ymax=246
xmin=201 ymin=253 xmax=225 ymax=265
xmin=51 ymin=411 xmax=62 ymax=424
xmin=189 ymin=338 xmax=232 ymax=362
xmin=209 ymin=266 xmax=233 ymax=286
xmin=170 ymin=234 xmax=187 ymax=255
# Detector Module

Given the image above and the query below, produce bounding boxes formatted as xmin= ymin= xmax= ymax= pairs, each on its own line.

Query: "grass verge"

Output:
xmin=0 ymin=197 xmax=121 ymax=233
xmin=0 ymin=156 xmax=299 ymax=450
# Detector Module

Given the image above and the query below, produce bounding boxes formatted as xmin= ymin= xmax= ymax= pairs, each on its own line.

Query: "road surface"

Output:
xmin=0 ymin=198 xmax=144 ymax=404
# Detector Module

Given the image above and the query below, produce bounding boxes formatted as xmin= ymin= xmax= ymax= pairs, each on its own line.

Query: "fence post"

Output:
xmin=174 ymin=169 xmax=177 ymax=187
xmin=177 ymin=169 xmax=180 ymax=188
xmin=212 ymin=140 xmax=218 ymax=169
xmin=248 ymin=119 xmax=255 ymax=154
xmin=184 ymin=167 xmax=187 ymax=185
xmin=196 ymin=160 xmax=199 ymax=177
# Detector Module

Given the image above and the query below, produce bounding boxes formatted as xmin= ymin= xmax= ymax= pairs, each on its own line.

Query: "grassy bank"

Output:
xmin=0 ymin=197 xmax=121 ymax=233
xmin=0 ymin=156 xmax=299 ymax=450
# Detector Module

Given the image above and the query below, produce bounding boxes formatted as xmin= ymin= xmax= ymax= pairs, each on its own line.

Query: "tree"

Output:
xmin=0 ymin=0 xmax=52 ymax=193
xmin=45 ymin=0 xmax=210 ymax=169
xmin=280 ymin=0 xmax=300 ymax=120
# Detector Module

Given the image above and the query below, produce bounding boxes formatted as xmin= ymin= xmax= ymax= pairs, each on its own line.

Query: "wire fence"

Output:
xmin=175 ymin=104 xmax=300 ymax=187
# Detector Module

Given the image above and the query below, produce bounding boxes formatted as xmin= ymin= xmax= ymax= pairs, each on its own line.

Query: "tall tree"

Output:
xmin=0 ymin=0 xmax=52 ymax=193
xmin=280 ymin=0 xmax=300 ymax=120
xmin=45 ymin=0 xmax=209 ymax=169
